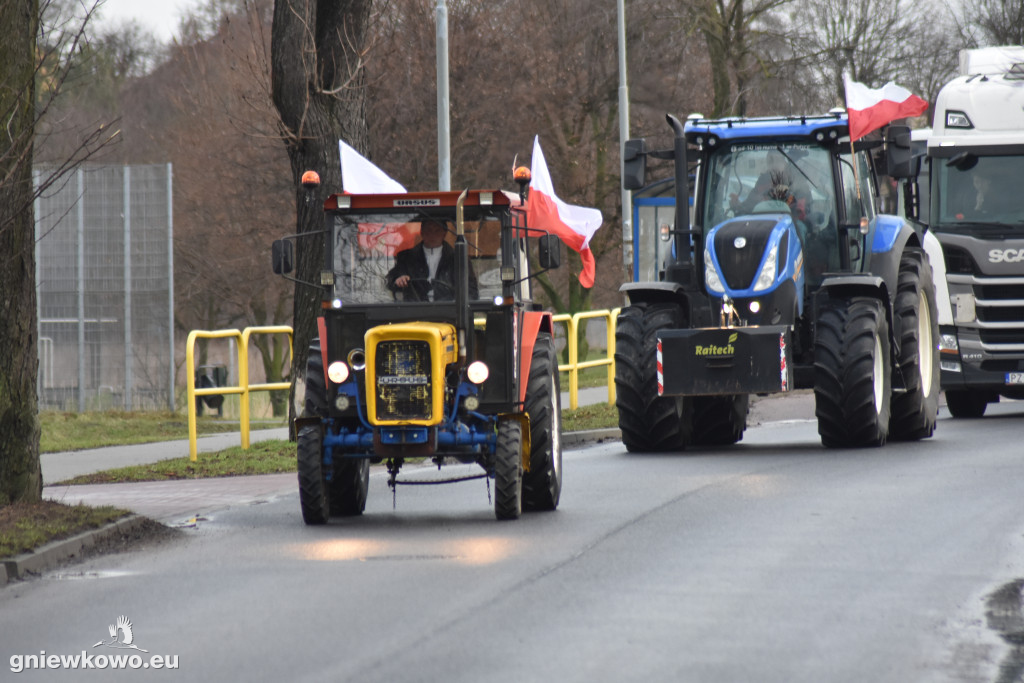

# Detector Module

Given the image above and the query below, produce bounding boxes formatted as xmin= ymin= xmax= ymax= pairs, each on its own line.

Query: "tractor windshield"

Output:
xmin=330 ymin=214 xmax=505 ymax=305
xmin=702 ymin=143 xmax=836 ymax=236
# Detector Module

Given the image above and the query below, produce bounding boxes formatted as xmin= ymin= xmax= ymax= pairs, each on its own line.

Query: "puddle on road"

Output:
xmin=47 ymin=569 xmax=136 ymax=581
xmin=986 ymin=579 xmax=1024 ymax=682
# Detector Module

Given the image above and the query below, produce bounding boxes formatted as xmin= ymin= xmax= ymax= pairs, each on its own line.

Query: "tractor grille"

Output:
xmin=714 ymin=219 xmax=776 ymax=290
xmin=375 ymin=340 xmax=432 ymax=421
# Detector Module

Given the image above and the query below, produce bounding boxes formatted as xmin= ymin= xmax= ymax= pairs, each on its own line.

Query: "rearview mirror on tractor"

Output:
xmin=272 ymin=239 xmax=294 ymax=275
xmin=623 ymin=138 xmax=647 ymax=190
xmin=538 ymin=234 xmax=562 ymax=270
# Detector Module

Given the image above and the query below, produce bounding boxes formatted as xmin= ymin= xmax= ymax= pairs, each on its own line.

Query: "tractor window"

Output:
xmin=330 ymin=216 xmax=502 ymax=304
xmin=703 ymin=143 xmax=834 ymax=233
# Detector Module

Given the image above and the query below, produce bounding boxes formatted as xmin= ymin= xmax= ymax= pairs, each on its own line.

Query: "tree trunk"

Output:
xmin=270 ymin=0 xmax=372 ymax=433
xmin=0 ymin=0 xmax=42 ymax=504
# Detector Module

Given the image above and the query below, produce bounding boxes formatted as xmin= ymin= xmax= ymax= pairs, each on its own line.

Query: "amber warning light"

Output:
xmin=301 ymin=170 xmax=321 ymax=190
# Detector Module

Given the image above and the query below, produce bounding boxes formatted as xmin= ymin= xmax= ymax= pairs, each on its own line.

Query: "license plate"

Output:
xmin=1006 ymin=372 xmax=1024 ymax=385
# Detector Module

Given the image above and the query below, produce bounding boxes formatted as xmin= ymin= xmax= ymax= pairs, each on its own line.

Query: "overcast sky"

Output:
xmin=94 ymin=0 xmax=205 ymax=42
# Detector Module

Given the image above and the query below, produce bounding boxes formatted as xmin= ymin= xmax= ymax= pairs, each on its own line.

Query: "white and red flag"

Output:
xmin=339 ymin=140 xmax=407 ymax=194
xmin=526 ymin=136 xmax=604 ymax=288
xmin=843 ymin=74 xmax=928 ymax=142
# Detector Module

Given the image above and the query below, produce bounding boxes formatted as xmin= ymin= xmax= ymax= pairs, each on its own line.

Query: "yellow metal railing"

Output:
xmin=185 ymin=312 xmax=621 ymax=455
xmin=552 ymin=308 xmax=619 ymax=409
xmin=185 ymin=326 xmax=293 ymax=461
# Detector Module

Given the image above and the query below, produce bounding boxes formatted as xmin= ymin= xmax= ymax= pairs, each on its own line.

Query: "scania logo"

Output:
xmin=989 ymin=248 xmax=1024 ymax=263
xmin=734 ymin=237 xmax=747 ymax=249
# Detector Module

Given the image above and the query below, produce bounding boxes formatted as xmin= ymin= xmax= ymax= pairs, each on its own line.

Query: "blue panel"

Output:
xmin=380 ymin=427 xmax=429 ymax=445
xmin=871 ymin=215 xmax=905 ymax=254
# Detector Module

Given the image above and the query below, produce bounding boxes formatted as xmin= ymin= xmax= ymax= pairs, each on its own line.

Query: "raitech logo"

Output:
xmin=695 ymin=332 xmax=738 ymax=358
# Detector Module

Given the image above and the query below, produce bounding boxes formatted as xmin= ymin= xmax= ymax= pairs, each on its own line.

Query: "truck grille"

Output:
xmin=375 ymin=340 xmax=432 ymax=420
xmin=947 ymin=273 xmax=1024 ymax=353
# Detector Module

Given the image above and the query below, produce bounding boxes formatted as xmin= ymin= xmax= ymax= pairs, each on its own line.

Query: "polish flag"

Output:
xmin=843 ymin=74 xmax=928 ymax=142
xmin=339 ymin=140 xmax=407 ymax=193
xmin=527 ymin=136 xmax=604 ymax=288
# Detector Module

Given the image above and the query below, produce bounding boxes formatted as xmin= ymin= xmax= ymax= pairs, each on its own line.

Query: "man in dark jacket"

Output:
xmin=386 ymin=221 xmax=478 ymax=301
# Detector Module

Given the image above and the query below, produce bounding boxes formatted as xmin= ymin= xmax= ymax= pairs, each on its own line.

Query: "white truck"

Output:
xmin=890 ymin=46 xmax=1024 ymax=417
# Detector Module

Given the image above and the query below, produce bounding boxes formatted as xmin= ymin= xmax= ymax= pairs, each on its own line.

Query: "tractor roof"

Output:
xmin=685 ymin=113 xmax=850 ymax=146
xmin=324 ymin=190 xmax=517 ymax=212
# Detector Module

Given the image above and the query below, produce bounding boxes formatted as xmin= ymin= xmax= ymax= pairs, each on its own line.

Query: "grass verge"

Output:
xmin=0 ymin=501 xmax=130 ymax=560
xmin=40 ymin=411 xmax=286 ymax=453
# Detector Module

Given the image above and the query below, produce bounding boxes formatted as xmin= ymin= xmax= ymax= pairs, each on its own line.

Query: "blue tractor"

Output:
xmin=615 ymin=112 xmax=942 ymax=449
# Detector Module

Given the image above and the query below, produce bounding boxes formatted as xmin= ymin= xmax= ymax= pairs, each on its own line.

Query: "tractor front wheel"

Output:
xmin=297 ymin=425 xmax=330 ymax=525
xmin=814 ymin=297 xmax=892 ymax=448
xmin=494 ymin=418 xmax=523 ymax=520
xmin=614 ymin=304 xmax=692 ymax=452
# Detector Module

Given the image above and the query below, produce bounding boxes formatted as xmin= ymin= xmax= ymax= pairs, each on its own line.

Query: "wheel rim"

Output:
xmin=873 ymin=334 xmax=885 ymax=414
xmin=549 ymin=374 xmax=561 ymax=482
xmin=917 ymin=290 xmax=934 ymax=397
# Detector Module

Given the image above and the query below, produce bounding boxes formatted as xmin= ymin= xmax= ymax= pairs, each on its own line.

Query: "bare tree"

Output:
xmin=951 ymin=0 xmax=1024 ymax=47
xmin=1 ymin=0 xmax=117 ymax=504
xmin=271 ymin=0 xmax=373 ymax=424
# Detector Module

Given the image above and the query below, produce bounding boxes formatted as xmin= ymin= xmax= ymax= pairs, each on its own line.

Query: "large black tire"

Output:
xmin=329 ymin=459 xmax=369 ymax=516
xmin=945 ymin=389 xmax=988 ymax=418
xmin=614 ymin=304 xmax=693 ymax=452
xmin=814 ymin=297 xmax=892 ymax=448
xmin=298 ymin=342 xmax=330 ymax=524
xmin=494 ymin=418 xmax=523 ymax=520
xmin=692 ymin=394 xmax=749 ymax=446
xmin=302 ymin=340 xmax=370 ymax=517
xmin=889 ymin=249 xmax=941 ymax=440
xmin=522 ymin=333 xmax=562 ymax=512
xmin=297 ymin=425 xmax=330 ymax=525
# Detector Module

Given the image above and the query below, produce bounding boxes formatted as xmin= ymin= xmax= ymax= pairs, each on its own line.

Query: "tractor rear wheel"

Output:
xmin=523 ymin=333 xmax=562 ymax=511
xmin=692 ymin=394 xmax=749 ymax=445
xmin=297 ymin=425 xmax=330 ymax=525
xmin=814 ymin=297 xmax=892 ymax=448
xmin=889 ymin=249 xmax=940 ymax=440
xmin=614 ymin=304 xmax=692 ymax=452
xmin=494 ymin=418 xmax=523 ymax=520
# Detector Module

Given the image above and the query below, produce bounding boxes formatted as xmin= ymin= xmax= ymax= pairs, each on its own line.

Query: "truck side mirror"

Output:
xmin=623 ymin=138 xmax=647 ymax=190
xmin=538 ymin=234 xmax=562 ymax=270
xmin=885 ymin=125 xmax=917 ymax=179
xmin=272 ymin=239 xmax=294 ymax=275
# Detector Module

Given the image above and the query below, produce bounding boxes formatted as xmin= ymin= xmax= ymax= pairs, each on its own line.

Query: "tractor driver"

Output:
xmin=731 ymin=150 xmax=809 ymax=221
xmin=386 ymin=220 xmax=479 ymax=301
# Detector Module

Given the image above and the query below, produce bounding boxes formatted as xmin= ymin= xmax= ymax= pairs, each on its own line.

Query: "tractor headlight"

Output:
xmin=327 ymin=361 xmax=349 ymax=384
xmin=753 ymin=243 xmax=779 ymax=292
xmin=704 ymin=247 xmax=725 ymax=294
xmin=467 ymin=361 xmax=489 ymax=384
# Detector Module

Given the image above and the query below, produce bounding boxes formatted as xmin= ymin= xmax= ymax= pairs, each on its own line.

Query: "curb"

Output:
xmin=1 ymin=514 xmax=149 ymax=586
xmin=562 ymin=428 xmax=621 ymax=447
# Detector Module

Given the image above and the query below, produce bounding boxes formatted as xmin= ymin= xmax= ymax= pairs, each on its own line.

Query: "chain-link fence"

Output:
xmin=35 ymin=164 xmax=174 ymax=412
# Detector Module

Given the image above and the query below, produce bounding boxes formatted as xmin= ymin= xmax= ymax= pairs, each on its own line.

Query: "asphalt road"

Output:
xmin=4 ymin=398 xmax=1024 ymax=682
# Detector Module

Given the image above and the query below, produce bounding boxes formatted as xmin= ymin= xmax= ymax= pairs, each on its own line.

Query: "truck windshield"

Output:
xmin=702 ymin=143 xmax=836 ymax=237
xmin=331 ymin=215 xmax=504 ymax=305
xmin=933 ymin=154 xmax=1024 ymax=231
